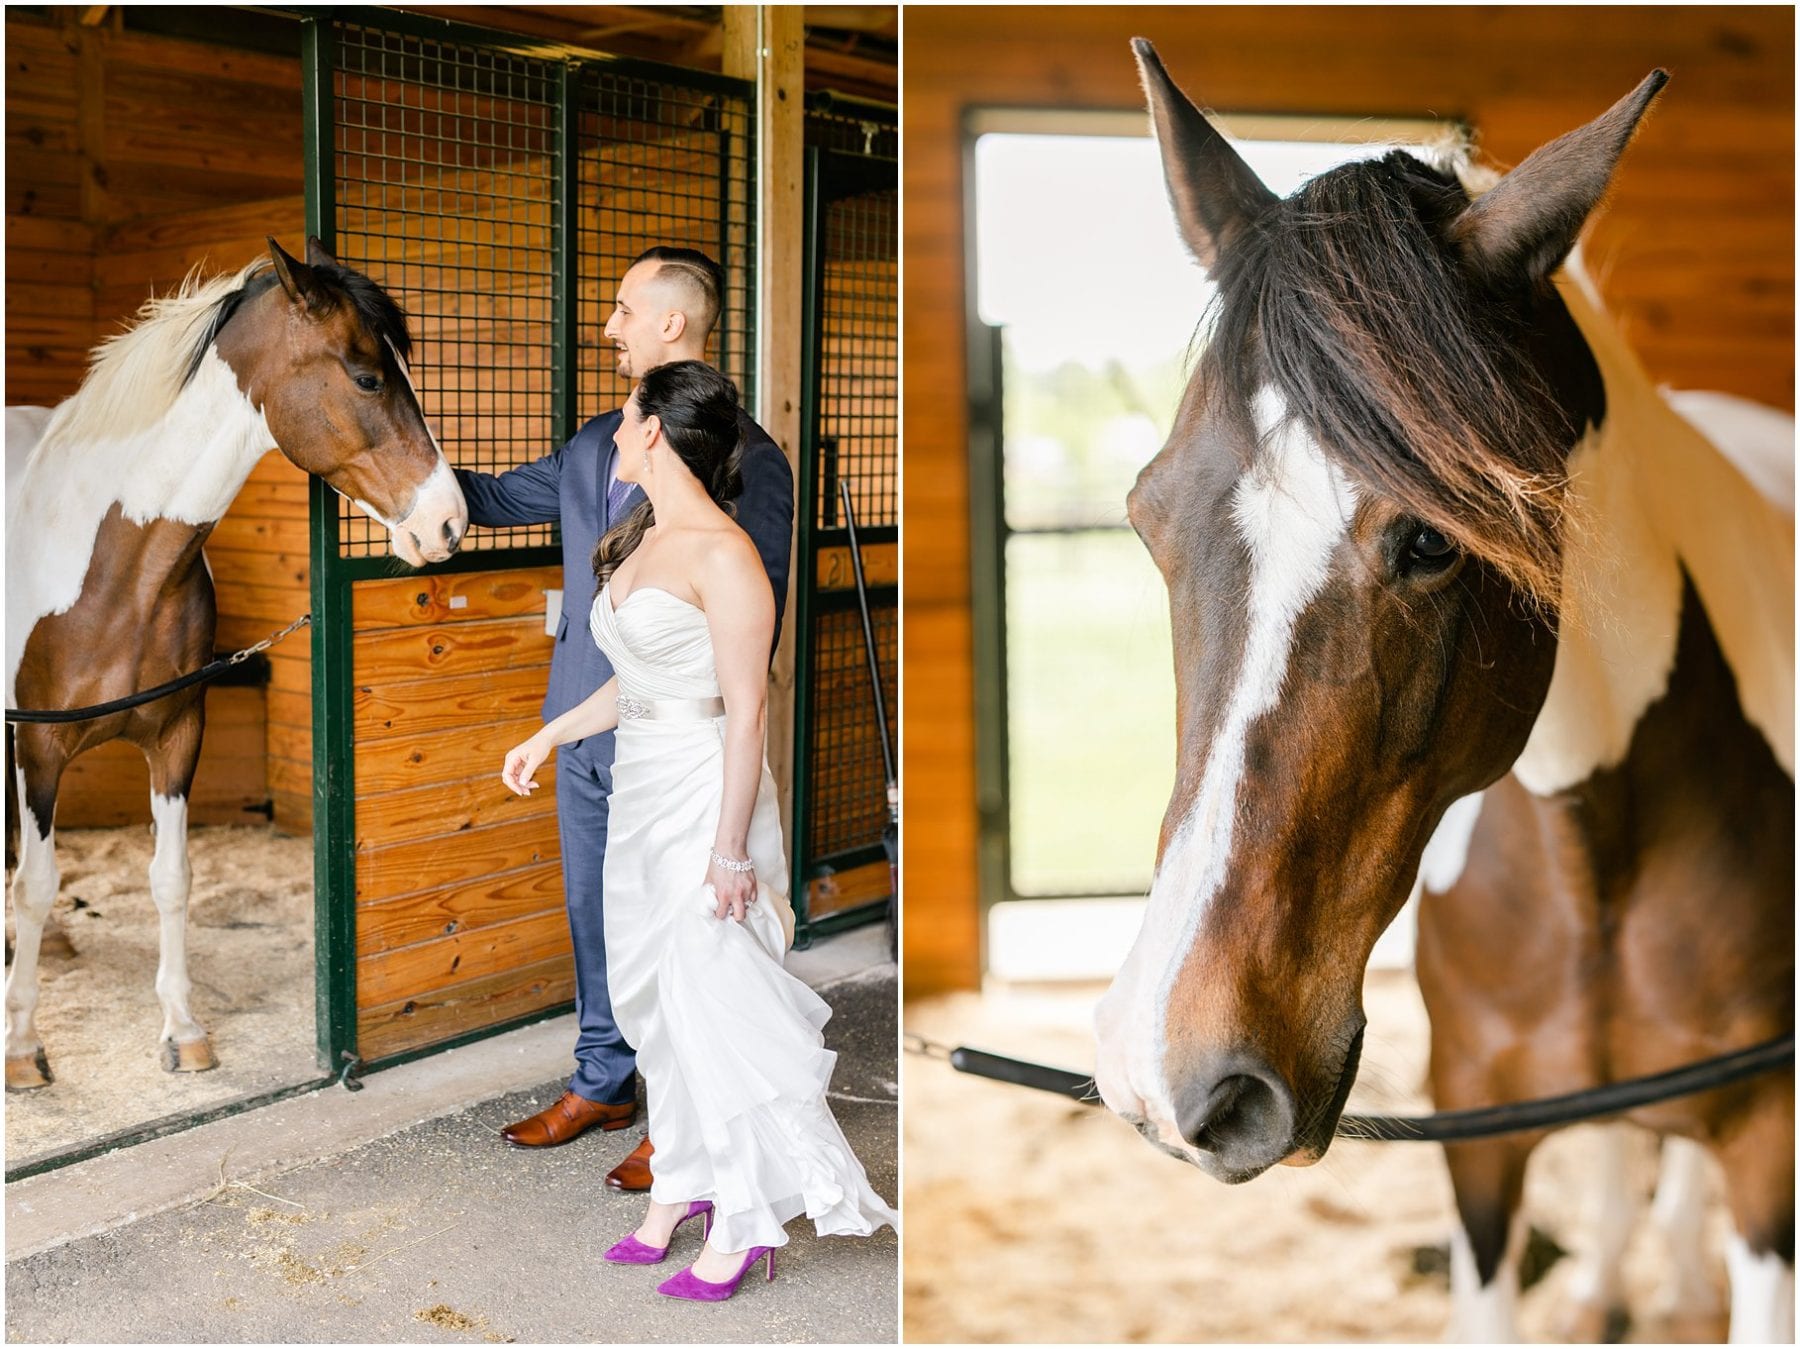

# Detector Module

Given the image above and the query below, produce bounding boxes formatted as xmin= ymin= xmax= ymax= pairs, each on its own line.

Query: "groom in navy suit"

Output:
xmin=454 ymin=247 xmax=794 ymax=1188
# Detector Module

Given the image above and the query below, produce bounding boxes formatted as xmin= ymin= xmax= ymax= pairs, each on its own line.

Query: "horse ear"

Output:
xmin=266 ymin=236 xmax=316 ymax=307
xmin=1132 ymin=38 xmax=1277 ymax=272
xmin=304 ymin=235 xmax=340 ymax=269
xmin=1452 ymin=70 xmax=1668 ymax=288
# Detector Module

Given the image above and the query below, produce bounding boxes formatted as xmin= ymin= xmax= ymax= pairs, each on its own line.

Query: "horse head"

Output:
xmin=216 ymin=237 xmax=467 ymax=566
xmin=1094 ymin=41 xmax=1666 ymax=1181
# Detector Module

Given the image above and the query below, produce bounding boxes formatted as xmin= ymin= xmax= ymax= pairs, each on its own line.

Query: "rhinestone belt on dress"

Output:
xmin=617 ymin=691 xmax=727 ymax=722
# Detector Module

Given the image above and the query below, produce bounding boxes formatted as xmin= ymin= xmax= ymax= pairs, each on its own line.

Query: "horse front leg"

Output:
xmin=1713 ymin=1079 xmax=1794 ymax=1344
xmin=6 ymin=736 xmax=66 ymax=1089
xmin=147 ymin=706 xmax=214 ymax=1072
xmin=1555 ymin=1123 xmax=1646 ymax=1341
xmin=1443 ymin=1134 xmax=1539 ymax=1343
xmin=1649 ymin=1135 xmax=1726 ymax=1340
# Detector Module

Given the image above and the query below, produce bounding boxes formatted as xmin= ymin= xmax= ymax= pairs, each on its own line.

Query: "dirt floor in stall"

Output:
xmin=6 ymin=826 xmax=317 ymax=1165
xmin=903 ymin=971 xmax=1736 ymax=1344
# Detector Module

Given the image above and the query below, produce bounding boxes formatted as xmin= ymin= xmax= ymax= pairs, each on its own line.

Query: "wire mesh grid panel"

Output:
xmin=576 ymin=69 xmax=756 ymax=419
xmin=331 ymin=22 xmax=559 ymax=556
xmin=806 ymin=603 xmax=898 ymax=865
xmin=799 ymin=146 xmax=899 ymax=894
xmin=815 ymin=186 xmax=898 ymax=529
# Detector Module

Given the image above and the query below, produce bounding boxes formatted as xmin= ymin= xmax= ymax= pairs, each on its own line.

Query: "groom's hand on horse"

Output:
xmin=501 ymin=736 xmax=548 ymax=796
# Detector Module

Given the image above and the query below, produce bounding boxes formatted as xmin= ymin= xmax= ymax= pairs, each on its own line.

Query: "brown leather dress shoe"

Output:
xmin=605 ymin=1135 xmax=655 ymax=1191
xmin=500 ymin=1090 xmax=636 ymax=1147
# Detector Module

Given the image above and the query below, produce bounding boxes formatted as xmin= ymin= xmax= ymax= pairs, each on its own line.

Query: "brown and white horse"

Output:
xmin=6 ymin=237 xmax=467 ymax=1090
xmin=1094 ymin=43 xmax=1793 ymax=1340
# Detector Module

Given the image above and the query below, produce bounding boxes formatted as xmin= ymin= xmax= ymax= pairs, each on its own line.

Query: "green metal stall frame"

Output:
xmin=790 ymin=110 xmax=899 ymax=948
xmin=301 ymin=6 xmax=757 ymax=1075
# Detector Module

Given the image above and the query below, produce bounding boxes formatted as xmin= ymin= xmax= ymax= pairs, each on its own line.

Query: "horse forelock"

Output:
xmin=309 ymin=261 xmax=414 ymax=373
xmin=1201 ymin=149 xmax=1583 ymax=613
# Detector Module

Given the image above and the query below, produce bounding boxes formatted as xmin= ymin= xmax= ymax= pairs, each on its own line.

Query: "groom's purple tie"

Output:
xmin=607 ymin=473 xmax=636 ymax=523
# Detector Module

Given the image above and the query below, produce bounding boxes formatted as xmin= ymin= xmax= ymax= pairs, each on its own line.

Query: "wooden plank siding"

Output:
xmin=902 ymin=6 xmax=1795 ymax=994
xmin=350 ymin=570 xmax=567 ymax=1057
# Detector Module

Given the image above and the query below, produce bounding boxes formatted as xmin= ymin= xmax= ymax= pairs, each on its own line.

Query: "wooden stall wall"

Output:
xmin=352 ymin=569 xmax=566 ymax=1060
xmin=6 ymin=22 xmax=95 ymax=403
xmin=902 ymin=6 xmax=1796 ymax=994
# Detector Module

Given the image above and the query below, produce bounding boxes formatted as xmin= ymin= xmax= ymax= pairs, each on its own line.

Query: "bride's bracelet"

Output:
xmin=710 ymin=848 xmax=755 ymax=874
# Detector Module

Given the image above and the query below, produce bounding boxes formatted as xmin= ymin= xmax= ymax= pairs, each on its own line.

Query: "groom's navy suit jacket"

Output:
xmin=452 ymin=405 xmax=793 ymax=1103
xmin=455 ymin=408 xmax=795 ymax=755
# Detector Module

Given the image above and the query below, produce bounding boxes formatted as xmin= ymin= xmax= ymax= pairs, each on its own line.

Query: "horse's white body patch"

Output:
xmin=1666 ymin=389 xmax=1794 ymax=514
xmin=1515 ymin=270 xmax=1794 ymax=793
xmin=1512 ymin=422 xmax=1684 ymax=795
xmin=1418 ymin=792 xmax=1485 ymax=894
xmin=1096 ymin=390 xmax=1356 ymax=1137
xmin=5 ymin=348 xmax=273 ymax=704
xmin=1726 ymin=1235 xmax=1795 ymax=1344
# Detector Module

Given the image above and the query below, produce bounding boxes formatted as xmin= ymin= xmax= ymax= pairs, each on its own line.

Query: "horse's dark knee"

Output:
xmin=1445 ymin=1139 xmax=1533 ymax=1285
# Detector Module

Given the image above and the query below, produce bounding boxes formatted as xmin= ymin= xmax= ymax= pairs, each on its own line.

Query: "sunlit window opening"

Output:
xmin=971 ymin=113 xmax=1445 ymax=978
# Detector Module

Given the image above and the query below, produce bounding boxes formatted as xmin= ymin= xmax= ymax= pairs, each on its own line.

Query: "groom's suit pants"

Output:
xmin=555 ymin=732 xmax=637 ymax=1105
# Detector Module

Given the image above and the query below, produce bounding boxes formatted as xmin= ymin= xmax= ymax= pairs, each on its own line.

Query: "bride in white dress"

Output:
xmin=500 ymin=360 xmax=897 ymax=1301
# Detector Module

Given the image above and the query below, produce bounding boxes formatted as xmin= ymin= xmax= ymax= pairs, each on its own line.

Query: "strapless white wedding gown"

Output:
xmin=590 ymin=580 xmax=898 ymax=1252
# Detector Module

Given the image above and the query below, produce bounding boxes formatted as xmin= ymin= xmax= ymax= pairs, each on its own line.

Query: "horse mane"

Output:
xmin=39 ymin=253 xmax=415 ymax=457
xmin=1204 ymin=145 xmax=1574 ymax=610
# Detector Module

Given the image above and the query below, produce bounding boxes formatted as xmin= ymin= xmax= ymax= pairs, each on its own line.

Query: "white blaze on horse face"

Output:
xmin=1095 ymin=390 xmax=1356 ymax=1141
xmin=382 ymin=338 xmax=468 ymax=565
xmin=1725 ymin=1236 xmax=1795 ymax=1344
xmin=5 ymin=348 xmax=273 ymax=701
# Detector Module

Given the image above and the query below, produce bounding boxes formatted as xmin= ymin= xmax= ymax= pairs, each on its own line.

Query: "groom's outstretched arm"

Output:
xmin=737 ymin=431 xmax=796 ymax=649
xmin=454 ymin=444 xmax=565 ymax=528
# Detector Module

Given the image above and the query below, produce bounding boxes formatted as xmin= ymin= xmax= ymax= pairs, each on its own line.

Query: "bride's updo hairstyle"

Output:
xmin=593 ymin=360 xmax=746 ymax=584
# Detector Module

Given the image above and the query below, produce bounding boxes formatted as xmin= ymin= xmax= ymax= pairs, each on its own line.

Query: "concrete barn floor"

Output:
xmin=5 ymin=926 xmax=898 ymax=1345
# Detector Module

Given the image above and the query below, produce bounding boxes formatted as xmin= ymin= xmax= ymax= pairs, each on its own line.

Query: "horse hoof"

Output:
xmin=5 ymin=1048 xmax=54 ymax=1091
xmin=159 ymin=1037 xmax=217 ymax=1073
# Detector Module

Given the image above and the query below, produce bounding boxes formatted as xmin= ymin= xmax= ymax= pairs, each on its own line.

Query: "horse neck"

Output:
xmin=1510 ymin=270 xmax=1795 ymax=796
xmin=111 ymin=345 xmax=276 ymax=526
xmin=5 ymin=340 xmax=273 ymax=699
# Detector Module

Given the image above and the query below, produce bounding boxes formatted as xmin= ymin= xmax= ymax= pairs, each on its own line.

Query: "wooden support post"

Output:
xmin=73 ymin=19 xmax=110 ymax=224
xmin=725 ymin=6 xmax=806 ymax=842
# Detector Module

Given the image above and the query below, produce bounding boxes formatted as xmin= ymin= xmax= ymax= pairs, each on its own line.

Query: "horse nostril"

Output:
xmin=1175 ymin=1056 xmax=1295 ymax=1170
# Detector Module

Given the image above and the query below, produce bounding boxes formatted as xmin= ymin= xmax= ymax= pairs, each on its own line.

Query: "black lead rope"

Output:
xmin=6 ymin=614 xmax=312 ymax=724
xmin=916 ymin=1032 xmax=1794 ymax=1143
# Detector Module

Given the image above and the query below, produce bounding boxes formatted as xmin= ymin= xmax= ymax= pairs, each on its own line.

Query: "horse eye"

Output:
xmin=353 ymin=373 xmax=383 ymax=393
xmin=1407 ymin=524 xmax=1456 ymax=568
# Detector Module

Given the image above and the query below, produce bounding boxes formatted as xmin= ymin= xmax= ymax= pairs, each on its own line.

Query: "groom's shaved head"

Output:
xmin=631 ymin=246 xmax=725 ymax=341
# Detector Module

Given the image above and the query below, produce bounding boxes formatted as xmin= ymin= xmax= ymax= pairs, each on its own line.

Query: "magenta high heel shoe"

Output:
xmin=603 ymin=1201 xmax=713 ymax=1265
xmin=655 ymin=1245 xmax=777 ymax=1302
